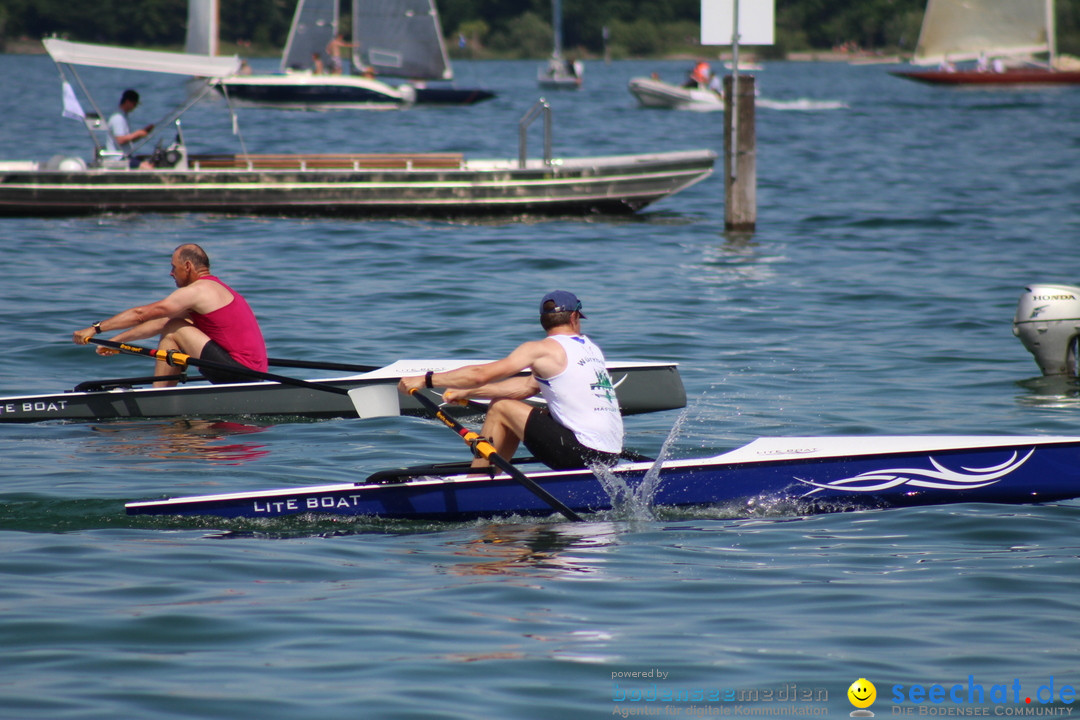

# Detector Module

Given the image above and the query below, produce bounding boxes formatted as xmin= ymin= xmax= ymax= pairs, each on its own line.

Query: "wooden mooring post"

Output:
xmin=723 ymin=74 xmax=757 ymax=231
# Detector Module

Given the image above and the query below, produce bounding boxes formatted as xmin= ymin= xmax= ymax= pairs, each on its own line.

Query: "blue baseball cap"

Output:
xmin=540 ymin=290 xmax=586 ymax=318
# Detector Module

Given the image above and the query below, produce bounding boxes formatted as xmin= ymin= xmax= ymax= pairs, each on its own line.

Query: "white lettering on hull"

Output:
xmin=0 ymin=400 xmax=71 ymax=415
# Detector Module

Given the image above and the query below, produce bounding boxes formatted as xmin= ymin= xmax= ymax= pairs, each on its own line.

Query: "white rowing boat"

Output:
xmin=0 ymin=359 xmax=685 ymax=423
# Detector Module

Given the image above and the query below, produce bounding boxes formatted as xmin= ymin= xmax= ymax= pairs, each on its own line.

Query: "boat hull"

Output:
xmin=0 ymin=150 xmax=715 ymax=218
xmin=538 ymin=77 xmax=581 ymax=90
xmin=891 ymin=69 xmax=1080 ymax=86
xmin=217 ymin=74 xmax=406 ymax=110
xmin=125 ymin=436 xmax=1080 ymax=520
xmin=217 ymin=76 xmax=497 ymax=108
xmin=628 ymin=77 xmax=723 ymax=110
xmin=0 ymin=361 xmax=684 ymax=423
xmin=411 ymin=86 xmax=496 ymax=105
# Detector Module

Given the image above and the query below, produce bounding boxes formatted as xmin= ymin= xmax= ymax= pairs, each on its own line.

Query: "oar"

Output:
xmin=267 ymin=357 xmax=381 ymax=373
xmin=401 ymin=387 xmax=584 ymax=522
xmin=88 ymin=337 xmax=355 ymax=397
xmin=86 ymin=338 xmax=412 ymax=419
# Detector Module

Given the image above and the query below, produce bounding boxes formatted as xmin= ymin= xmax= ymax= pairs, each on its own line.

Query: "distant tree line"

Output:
xmin=2 ymin=0 xmax=1078 ymax=58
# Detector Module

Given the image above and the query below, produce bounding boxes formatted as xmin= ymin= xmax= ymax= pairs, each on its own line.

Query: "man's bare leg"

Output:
xmin=471 ymin=398 xmax=532 ymax=470
xmin=153 ymin=320 xmax=210 ymax=387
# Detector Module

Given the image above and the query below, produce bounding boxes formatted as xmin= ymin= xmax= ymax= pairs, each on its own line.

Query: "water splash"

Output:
xmin=593 ymin=406 xmax=692 ymax=521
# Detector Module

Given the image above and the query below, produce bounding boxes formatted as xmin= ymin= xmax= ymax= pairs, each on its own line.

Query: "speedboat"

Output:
xmin=628 ymin=76 xmax=723 ymax=110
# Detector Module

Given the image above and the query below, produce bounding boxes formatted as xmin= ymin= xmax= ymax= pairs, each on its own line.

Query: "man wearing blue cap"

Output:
xmin=398 ymin=291 xmax=624 ymax=471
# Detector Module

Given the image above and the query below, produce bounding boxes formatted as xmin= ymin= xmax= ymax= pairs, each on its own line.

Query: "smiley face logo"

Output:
xmin=848 ymin=678 xmax=876 ymax=710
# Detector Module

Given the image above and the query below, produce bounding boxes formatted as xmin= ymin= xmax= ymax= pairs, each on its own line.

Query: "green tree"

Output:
xmin=486 ymin=11 xmax=551 ymax=58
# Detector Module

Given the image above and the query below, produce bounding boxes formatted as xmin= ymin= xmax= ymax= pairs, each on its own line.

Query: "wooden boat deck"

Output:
xmin=187 ymin=153 xmax=465 ymax=171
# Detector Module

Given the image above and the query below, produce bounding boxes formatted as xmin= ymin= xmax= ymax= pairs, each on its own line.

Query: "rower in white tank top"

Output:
xmin=535 ymin=334 xmax=624 ymax=454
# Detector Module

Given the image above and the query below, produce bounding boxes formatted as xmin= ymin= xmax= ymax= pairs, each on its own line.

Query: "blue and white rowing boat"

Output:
xmin=126 ymin=435 xmax=1080 ymax=520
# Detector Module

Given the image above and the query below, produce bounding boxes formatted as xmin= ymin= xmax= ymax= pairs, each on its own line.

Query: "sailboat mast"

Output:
xmin=185 ymin=0 xmax=219 ymax=56
xmin=553 ymin=0 xmax=563 ymax=58
xmin=1047 ymin=0 xmax=1057 ymax=65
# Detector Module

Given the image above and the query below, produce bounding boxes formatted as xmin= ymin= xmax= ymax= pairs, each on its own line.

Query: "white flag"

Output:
xmin=61 ymin=82 xmax=86 ymax=122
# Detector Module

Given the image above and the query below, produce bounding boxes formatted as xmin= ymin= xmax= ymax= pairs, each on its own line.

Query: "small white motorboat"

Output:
xmin=628 ymin=76 xmax=723 ymax=111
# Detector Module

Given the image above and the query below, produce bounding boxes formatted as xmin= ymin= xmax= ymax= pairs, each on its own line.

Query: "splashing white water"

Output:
xmin=593 ymin=406 xmax=692 ymax=521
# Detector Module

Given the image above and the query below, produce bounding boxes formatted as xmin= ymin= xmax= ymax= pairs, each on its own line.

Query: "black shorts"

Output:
xmin=521 ymin=408 xmax=621 ymax=471
xmin=199 ymin=340 xmax=251 ymax=384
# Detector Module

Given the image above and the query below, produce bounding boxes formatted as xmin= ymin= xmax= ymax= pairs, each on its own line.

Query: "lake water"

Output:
xmin=2 ymin=54 xmax=1080 ymax=718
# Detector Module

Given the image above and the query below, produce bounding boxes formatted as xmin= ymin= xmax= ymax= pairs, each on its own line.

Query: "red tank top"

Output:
xmin=189 ymin=276 xmax=268 ymax=372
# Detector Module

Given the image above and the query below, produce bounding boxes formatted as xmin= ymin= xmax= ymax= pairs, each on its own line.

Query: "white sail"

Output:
xmin=912 ymin=0 xmax=1053 ymax=66
xmin=282 ymin=0 xmax=339 ymax=72
xmin=185 ymin=0 xmax=219 ymax=56
xmin=352 ymin=0 xmax=452 ymax=81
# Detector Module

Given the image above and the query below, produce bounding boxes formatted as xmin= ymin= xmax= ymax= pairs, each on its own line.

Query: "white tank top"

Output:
xmin=535 ymin=334 xmax=624 ymax=454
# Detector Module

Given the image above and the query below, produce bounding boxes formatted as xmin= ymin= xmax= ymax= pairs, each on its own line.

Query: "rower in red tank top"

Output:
xmin=189 ymin=276 xmax=268 ymax=373
xmin=72 ymin=243 xmax=268 ymax=387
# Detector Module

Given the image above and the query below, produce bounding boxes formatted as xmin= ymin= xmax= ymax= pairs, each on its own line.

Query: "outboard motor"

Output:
xmin=1013 ymin=284 xmax=1080 ymax=376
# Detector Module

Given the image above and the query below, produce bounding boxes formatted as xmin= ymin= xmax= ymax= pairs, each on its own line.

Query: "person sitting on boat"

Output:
xmin=685 ymin=60 xmax=711 ymax=88
xmin=398 ymin=291 xmax=624 ymax=472
xmin=707 ymin=71 xmax=723 ymax=97
xmin=72 ymin=244 xmax=268 ymax=387
xmin=106 ymin=89 xmax=154 ymax=164
xmin=325 ymin=33 xmax=355 ymax=75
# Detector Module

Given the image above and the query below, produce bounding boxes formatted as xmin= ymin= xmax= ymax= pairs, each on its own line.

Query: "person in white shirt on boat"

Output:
xmin=708 ymin=71 xmax=723 ymax=97
xmin=106 ymin=89 xmax=153 ymax=157
xmin=398 ymin=291 xmax=624 ymax=471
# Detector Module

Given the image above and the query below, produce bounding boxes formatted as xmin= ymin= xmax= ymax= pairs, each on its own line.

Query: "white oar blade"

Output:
xmin=348 ymin=384 xmax=402 ymax=419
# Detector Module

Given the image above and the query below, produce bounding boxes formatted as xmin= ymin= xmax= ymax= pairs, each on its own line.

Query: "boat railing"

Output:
xmin=518 ymin=98 xmax=552 ymax=169
xmin=186 ymin=153 xmax=464 ymax=172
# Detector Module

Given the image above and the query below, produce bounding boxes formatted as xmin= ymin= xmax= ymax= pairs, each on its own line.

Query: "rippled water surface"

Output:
xmin=2 ymin=54 xmax=1080 ymax=718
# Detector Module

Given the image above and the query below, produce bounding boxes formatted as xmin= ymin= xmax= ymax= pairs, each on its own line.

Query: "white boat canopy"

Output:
xmin=43 ymin=38 xmax=241 ymax=78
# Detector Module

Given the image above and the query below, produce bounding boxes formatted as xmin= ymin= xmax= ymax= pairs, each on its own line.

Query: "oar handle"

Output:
xmin=88 ymin=337 xmax=350 ymax=396
xmin=408 ymin=388 xmax=583 ymax=522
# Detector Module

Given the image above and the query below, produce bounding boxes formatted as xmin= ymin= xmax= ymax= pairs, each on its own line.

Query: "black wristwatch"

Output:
xmin=425 ymin=371 xmax=434 ymax=388
xmin=91 ymin=322 xmax=103 ymax=334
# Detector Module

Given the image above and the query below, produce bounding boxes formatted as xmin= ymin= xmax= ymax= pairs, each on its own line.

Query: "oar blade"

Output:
xmin=348 ymin=384 xmax=402 ymax=419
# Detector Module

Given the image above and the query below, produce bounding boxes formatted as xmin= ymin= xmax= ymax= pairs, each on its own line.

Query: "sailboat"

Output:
xmin=352 ymin=0 xmax=495 ymax=104
xmin=891 ymin=0 xmax=1080 ymax=86
xmin=537 ymin=0 xmax=582 ymax=90
xmin=217 ymin=0 xmax=408 ymax=109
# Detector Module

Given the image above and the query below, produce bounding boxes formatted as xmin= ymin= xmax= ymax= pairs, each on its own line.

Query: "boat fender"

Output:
xmin=398 ymin=83 xmax=417 ymax=105
xmin=45 ymin=155 xmax=88 ymax=172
